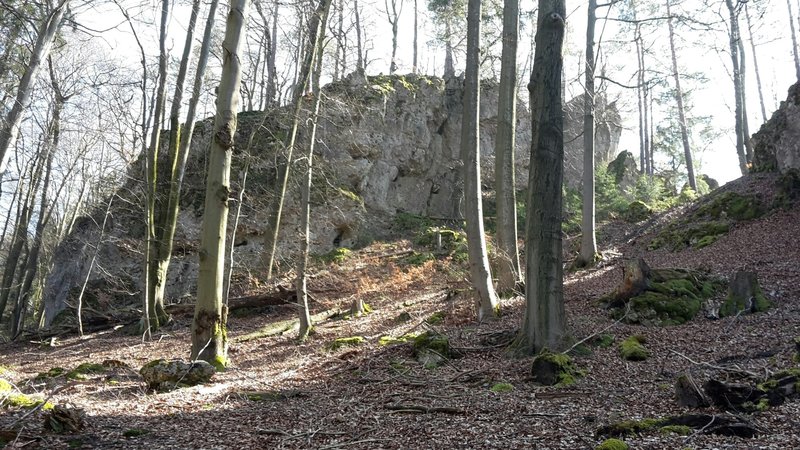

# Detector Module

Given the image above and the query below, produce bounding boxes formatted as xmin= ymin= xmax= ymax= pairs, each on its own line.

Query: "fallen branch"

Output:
xmin=668 ymin=349 xmax=759 ymax=378
xmin=235 ymin=308 xmax=343 ymax=343
xmin=318 ymin=438 xmax=391 ymax=449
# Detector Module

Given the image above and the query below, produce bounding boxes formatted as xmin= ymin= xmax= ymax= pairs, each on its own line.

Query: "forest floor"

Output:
xmin=1 ymin=173 xmax=800 ymax=450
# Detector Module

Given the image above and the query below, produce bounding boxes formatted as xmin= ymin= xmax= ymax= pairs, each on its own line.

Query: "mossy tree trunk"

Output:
xmin=192 ymin=0 xmax=250 ymax=368
xmin=145 ymin=0 xmax=218 ymax=335
xmin=514 ymin=0 xmax=568 ymax=355
xmin=297 ymin=0 xmax=333 ymax=340
xmin=462 ymin=0 xmax=499 ymax=321
xmin=494 ymin=0 xmax=522 ymax=296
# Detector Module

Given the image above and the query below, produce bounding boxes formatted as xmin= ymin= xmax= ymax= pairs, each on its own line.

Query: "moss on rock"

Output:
xmin=530 ymin=350 xmax=582 ymax=387
xmin=596 ymin=438 xmax=630 ymax=450
xmin=412 ymin=331 xmax=451 ymax=369
xmin=490 ymin=382 xmax=515 ymax=393
xmin=625 ymin=200 xmax=652 ymax=223
xmin=619 ymin=335 xmax=650 ymax=361
xmin=328 ymin=336 xmax=366 ymax=351
xmin=66 ymin=363 xmax=106 ymax=380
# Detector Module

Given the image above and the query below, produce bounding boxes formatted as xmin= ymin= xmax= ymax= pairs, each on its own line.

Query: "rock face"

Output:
xmin=563 ymin=94 xmax=624 ymax=189
xmin=42 ymin=72 xmax=622 ymax=326
xmin=752 ymin=81 xmax=800 ymax=172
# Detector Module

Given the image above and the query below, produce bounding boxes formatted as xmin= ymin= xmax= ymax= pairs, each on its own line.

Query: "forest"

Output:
xmin=1 ymin=0 xmax=800 ymax=448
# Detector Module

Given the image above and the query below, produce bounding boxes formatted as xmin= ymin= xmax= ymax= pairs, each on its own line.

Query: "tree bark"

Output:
xmin=192 ymin=0 xmax=250 ymax=368
xmin=737 ymin=35 xmax=753 ymax=163
xmin=577 ymin=0 xmax=599 ymax=268
xmin=262 ymin=0 xmax=333 ymax=280
xmin=462 ymin=0 xmax=499 ymax=321
xmin=494 ymin=0 xmax=521 ymax=295
xmin=744 ymin=4 xmax=768 ymax=123
xmin=0 ymin=0 xmax=69 ymax=176
xmin=787 ymin=0 xmax=800 ymax=80
xmin=355 ymin=0 xmax=364 ymax=71
xmin=413 ymin=0 xmax=419 ymax=73
xmin=666 ymin=0 xmax=697 ymax=189
xmin=298 ymin=0 xmax=333 ymax=340
xmin=724 ymin=0 xmax=748 ymax=175
xmin=514 ymin=0 xmax=568 ymax=355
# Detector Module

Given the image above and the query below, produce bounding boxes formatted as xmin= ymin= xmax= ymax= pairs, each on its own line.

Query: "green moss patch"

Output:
xmin=619 ymin=335 xmax=650 ymax=361
xmin=378 ymin=333 xmax=417 ymax=346
xmin=530 ymin=350 xmax=583 ymax=387
xmin=425 ymin=311 xmax=446 ymax=325
xmin=66 ymin=363 xmax=106 ymax=380
xmin=490 ymin=382 xmax=515 ymax=393
xmin=328 ymin=336 xmax=366 ymax=351
xmin=649 ymin=190 xmax=766 ymax=251
xmin=596 ymin=438 xmax=630 ymax=450
xmin=412 ymin=332 xmax=451 ymax=369
xmin=607 ymin=266 xmax=724 ymax=326
xmin=625 ymin=200 xmax=652 ymax=223
xmin=317 ymin=248 xmax=352 ymax=265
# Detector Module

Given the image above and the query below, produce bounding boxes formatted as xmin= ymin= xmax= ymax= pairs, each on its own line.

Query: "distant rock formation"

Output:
xmin=562 ymin=93 xmax=623 ymax=190
xmin=41 ymin=73 xmax=623 ymax=325
xmin=752 ymin=81 xmax=800 ymax=172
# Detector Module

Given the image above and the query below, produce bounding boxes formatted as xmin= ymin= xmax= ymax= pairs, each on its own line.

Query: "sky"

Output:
xmin=77 ymin=0 xmax=799 ymax=186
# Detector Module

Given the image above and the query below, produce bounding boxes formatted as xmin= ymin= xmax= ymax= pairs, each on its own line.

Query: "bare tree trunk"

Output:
xmin=666 ymin=0 xmax=697 ymax=190
xmin=444 ymin=13 xmax=455 ymax=78
xmin=744 ymin=4 xmax=768 ymax=123
xmin=738 ymin=35 xmax=753 ymax=163
xmin=787 ymin=0 xmax=800 ymax=80
xmin=462 ymin=0 xmax=499 ymax=321
xmin=262 ymin=0 xmax=333 ymax=280
xmin=267 ymin=1 xmax=279 ymax=106
xmin=635 ymin=24 xmax=646 ymax=174
xmin=298 ymin=0 xmax=333 ymax=340
xmin=192 ymin=0 xmax=250 ymax=369
xmin=514 ymin=0 xmax=568 ymax=355
xmin=355 ymin=0 xmax=364 ymax=71
xmin=146 ymin=0 xmax=204 ymax=334
xmin=142 ymin=0 xmax=173 ymax=337
xmin=385 ymin=0 xmax=402 ymax=73
xmin=0 ymin=0 xmax=69 ymax=176
xmin=577 ymin=0 xmax=599 ymax=268
xmin=494 ymin=0 xmax=521 ymax=295
xmin=413 ymin=0 xmax=419 ymax=73
xmin=725 ymin=0 xmax=748 ymax=175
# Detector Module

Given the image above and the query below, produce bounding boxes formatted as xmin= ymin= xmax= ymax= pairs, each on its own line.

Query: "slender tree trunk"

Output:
xmin=262 ymin=0 xmax=333 ymax=280
xmin=386 ymin=0 xmax=401 ymax=74
xmin=666 ymin=0 xmax=697 ymax=190
xmin=266 ymin=1 xmax=279 ymax=106
xmin=0 ymin=0 xmax=69 ymax=176
xmin=462 ymin=0 xmax=499 ymax=321
xmin=192 ymin=0 xmax=250 ymax=368
xmin=413 ymin=0 xmax=419 ymax=73
xmin=738 ymin=36 xmax=753 ymax=163
xmin=10 ymin=63 xmax=64 ymax=338
xmin=444 ymin=14 xmax=455 ymax=78
xmin=142 ymin=0 xmax=173 ymax=337
xmin=146 ymin=0 xmax=204 ymax=334
xmin=787 ymin=0 xmax=800 ymax=80
xmin=725 ymin=0 xmax=748 ymax=175
xmin=495 ymin=0 xmax=521 ymax=295
xmin=514 ymin=0 xmax=568 ymax=355
xmin=355 ymin=0 xmax=364 ymax=71
xmin=298 ymin=0 xmax=333 ymax=340
xmin=635 ymin=25 xmax=646 ymax=174
xmin=577 ymin=0 xmax=599 ymax=268
xmin=745 ymin=4 xmax=768 ymax=123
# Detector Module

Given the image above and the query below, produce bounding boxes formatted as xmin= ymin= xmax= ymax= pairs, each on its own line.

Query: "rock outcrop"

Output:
xmin=563 ymin=93 xmax=623 ymax=189
xmin=42 ymin=72 xmax=623 ymax=326
xmin=752 ymin=81 xmax=800 ymax=172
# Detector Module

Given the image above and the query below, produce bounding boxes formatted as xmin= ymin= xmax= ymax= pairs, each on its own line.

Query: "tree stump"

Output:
xmin=611 ymin=258 xmax=651 ymax=307
xmin=720 ymin=270 xmax=770 ymax=317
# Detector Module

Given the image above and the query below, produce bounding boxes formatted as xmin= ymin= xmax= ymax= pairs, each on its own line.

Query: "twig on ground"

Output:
xmin=317 ymin=438 xmax=391 ymax=449
xmin=668 ymin=349 xmax=759 ymax=378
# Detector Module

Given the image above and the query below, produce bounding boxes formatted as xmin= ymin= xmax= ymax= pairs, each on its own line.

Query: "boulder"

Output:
xmin=530 ymin=350 xmax=581 ymax=386
xmin=752 ymin=81 xmax=800 ymax=173
xmin=140 ymin=359 xmax=216 ymax=390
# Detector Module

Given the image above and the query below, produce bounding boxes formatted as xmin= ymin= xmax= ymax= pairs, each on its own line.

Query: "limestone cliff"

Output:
xmin=752 ymin=81 xmax=800 ymax=173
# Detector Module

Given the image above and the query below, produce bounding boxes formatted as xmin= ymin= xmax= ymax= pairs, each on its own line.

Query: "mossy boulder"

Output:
xmin=530 ymin=350 xmax=582 ymax=386
xmin=650 ymin=190 xmax=766 ymax=251
xmin=625 ymin=200 xmax=652 ymax=223
xmin=619 ymin=335 xmax=650 ymax=361
xmin=139 ymin=359 xmax=216 ymax=390
xmin=328 ymin=336 xmax=366 ymax=351
xmin=719 ymin=271 xmax=770 ymax=317
xmin=412 ymin=331 xmax=451 ymax=369
xmin=66 ymin=362 xmax=106 ymax=380
xmin=596 ymin=438 xmax=629 ymax=450
xmin=606 ymin=262 xmax=724 ymax=326
xmin=596 ymin=414 xmax=759 ymax=438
